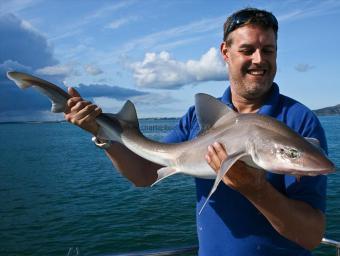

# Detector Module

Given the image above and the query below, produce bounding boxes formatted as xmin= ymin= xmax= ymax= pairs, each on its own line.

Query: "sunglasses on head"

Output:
xmin=225 ymin=9 xmax=278 ymax=38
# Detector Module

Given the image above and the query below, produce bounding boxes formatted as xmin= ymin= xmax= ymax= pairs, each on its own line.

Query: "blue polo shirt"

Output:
xmin=163 ymin=83 xmax=328 ymax=256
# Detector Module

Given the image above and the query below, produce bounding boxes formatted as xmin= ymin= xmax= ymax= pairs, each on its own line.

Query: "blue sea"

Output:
xmin=0 ymin=117 xmax=339 ymax=256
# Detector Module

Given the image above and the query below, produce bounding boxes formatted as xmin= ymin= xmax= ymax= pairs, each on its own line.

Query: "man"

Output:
xmin=64 ymin=8 xmax=328 ymax=256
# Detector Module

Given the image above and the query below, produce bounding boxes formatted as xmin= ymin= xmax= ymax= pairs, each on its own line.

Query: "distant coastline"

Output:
xmin=0 ymin=118 xmax=180 ymax=124
xmin=0 ymin=120 xmax=67 ymax=125
xmin=313 ymin=104 xmax=340 ymax=116
xmin=1 ymin=105 xmax=339 ymax=124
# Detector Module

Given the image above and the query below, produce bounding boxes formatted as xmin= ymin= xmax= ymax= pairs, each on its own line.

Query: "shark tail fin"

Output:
xmin=7 ymin=71 xmax=34 ymax=89
xmin=6 ymin=71 xmax=70 ymax=113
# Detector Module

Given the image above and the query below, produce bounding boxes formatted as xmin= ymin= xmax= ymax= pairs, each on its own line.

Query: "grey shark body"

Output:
xmin=7 ymin=71 xmax=335 ymax=213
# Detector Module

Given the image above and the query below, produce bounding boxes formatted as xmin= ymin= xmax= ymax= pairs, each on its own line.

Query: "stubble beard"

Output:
xmin=230 ymin=64 xmax=276 ymax=100
xmin=230 ymin=78 xmax=273 ymax=100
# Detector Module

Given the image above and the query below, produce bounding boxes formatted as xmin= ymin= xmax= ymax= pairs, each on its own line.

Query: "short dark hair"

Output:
xmin=223 ymin=8 xmax=278 ymax=44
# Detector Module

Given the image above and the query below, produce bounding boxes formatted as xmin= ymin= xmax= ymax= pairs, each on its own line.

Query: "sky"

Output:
xmin=0 ymin=0 xmax=340 ymax=121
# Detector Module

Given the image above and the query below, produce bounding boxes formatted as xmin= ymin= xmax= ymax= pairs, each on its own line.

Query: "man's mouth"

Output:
xmin=247 ymin=69 xmax=266 ymax=76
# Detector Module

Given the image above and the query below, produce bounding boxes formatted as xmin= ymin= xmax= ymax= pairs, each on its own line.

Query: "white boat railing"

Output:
xmin=321 ymin=238 xmax=340 ymax=256
xmin=86 ymin=237 xmax=340 ymax=256
xmin=98 ymin=245 xmax=197 ymax=256
xmin=75 ymin=238 xmax=340 ymax=256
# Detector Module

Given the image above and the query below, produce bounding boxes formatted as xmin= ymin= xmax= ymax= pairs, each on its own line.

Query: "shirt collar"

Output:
xmin=220 ymin=83 xmax=280 ymax=116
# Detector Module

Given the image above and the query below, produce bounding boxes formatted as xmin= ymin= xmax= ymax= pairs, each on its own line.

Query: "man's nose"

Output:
xmin=252 ymin=49 xmax=263 ymax=64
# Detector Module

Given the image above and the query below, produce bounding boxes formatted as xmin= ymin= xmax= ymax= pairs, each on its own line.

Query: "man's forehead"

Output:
xmin=229 ymin=24 xmax=276 ymax=46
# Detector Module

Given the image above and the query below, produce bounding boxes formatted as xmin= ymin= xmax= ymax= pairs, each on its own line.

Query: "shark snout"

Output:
xmin=304 ymin=153 xmax=335 ymax=174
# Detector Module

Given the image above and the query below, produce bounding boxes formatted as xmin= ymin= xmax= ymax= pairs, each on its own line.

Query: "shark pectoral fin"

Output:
xmin=151 ymin=167 xmax=179 ymax=187
xmin=199 ymin=152 xmax=246 ymax=215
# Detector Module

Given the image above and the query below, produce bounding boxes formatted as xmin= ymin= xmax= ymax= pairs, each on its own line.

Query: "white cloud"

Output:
xmin=88 ymin=0 xmax=136 ymax=20
xmin=295 ymin=63 xmax=314 ymax=72
xmin=84 ymin=64 xmax=103 ymax=76
xmin=0 ymin=0 xmax=42 ymax=15
xmin=122 ymin=16 xmax=224 ymax=52
xmin=0 ymin=14 xmax=57 ymax=69
xmin=92 ymin=93 xmax=179 ymax=118
xmin=129 ymin=47 xmax=227 ymax=89
xmin=106 ymin=17 xmax=137 ymax=30
xmin=0 ymin=59 xmax=31 ymax=72
xmin=49 ymin=1 xmax=136 ymax=42
xmin=277 ymin=0 xmax=340 ymax=22
xmin=131 ymin=93 xmax=178 ymax=106
xmin=153 ymin=36 xmax=205 ymax=52
xmin=20 ymin=18 xmax=39 ymax=33
xmin=36 ymin=64 xmax=79 ymax=76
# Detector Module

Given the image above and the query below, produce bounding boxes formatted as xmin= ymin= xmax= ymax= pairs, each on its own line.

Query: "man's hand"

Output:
xmin=64 ymin=87 xmax=102 ymax=136
xmin=205 ymin=142 xmax=267 ymax=196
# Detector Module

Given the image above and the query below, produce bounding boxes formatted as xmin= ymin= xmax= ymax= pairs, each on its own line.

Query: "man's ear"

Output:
xmin=220 ymin=42 xmax=229 ymax=62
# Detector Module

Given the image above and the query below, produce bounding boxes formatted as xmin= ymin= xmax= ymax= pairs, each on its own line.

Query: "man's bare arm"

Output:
xmin=244 ymin=177 xmax=325 ymax=250
xmin=104 ymin=143 xmax=161 ymax=187
xmin=64 ymin=87 xmax=160 ymax=187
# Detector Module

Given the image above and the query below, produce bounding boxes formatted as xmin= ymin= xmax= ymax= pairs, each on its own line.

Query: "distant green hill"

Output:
xmin=314 ymin=104 xmax=340 ymax=116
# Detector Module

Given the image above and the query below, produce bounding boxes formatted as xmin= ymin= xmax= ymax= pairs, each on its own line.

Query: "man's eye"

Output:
xmin=240 ymin=49 xmax=253 ymax=55
xmin=263 ymin=49 xmax=275 ymax=54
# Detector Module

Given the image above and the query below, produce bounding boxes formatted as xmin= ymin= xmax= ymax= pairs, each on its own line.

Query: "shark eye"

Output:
xmin=279 ymin=147 xmax=300 ymax=159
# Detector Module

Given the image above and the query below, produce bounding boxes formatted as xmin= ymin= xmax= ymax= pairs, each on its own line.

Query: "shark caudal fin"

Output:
xmin=195 ymin=93 xmax=238 ymax=134
xmin=6 ymin=71 xmax=70 ymax=113
xmin=7 ymin=71 xmax=37 ymax=89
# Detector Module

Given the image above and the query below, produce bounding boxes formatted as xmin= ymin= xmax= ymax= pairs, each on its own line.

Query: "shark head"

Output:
xmin=249 ymin=130 xmax=335 ymax=176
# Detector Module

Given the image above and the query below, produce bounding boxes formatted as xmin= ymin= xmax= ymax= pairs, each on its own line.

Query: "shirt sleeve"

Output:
xmin=285 ymin=111 xmax=328 ymax=213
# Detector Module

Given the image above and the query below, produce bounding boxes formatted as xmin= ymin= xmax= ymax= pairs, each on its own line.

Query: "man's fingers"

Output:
xmin=207 ymin=145 xmax=222 ymax=171
xmin=66 ymin=97 xmax=82 ymax=110
xmin=205 ymin=154 xmax=218 ymax=171
xmin=213 ymin=142 xmax=227 ymax=162
xmin=70 ymin=101 xmax=91 ymax=113
xmin=74 ymin=104 xmax=101 ymax=121
xmin=65 ymin=94 xmax=82 ymax=114
xmin=73 ymin=104 xmax=97 ymax=120
xmin=205 ymin=142 xmax=228 ymax=172
xmin=75 ymin=109 xmax=100 ymax=126
xmin=68 ymin=87 xmax=81 ymax=97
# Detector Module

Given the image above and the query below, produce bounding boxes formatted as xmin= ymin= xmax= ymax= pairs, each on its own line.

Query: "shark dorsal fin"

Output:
xmin=97 ymin=100 xmax=138 ymax=141
xmin=116 ymin=100 xmax=139 ymax=128
xmin=195 ymin=93 xmax=237 ymax=132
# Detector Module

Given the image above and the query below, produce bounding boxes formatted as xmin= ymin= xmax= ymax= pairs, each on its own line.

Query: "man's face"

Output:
xmin=221 ymin=25 xmax=277 ymax=100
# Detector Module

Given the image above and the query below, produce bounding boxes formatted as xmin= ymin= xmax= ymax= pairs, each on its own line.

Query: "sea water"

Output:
xmin=0 ymin=117 xmax=339 ymax=256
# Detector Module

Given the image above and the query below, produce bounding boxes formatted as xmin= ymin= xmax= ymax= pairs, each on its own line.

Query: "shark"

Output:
xmin=6 ymin=71 xmax=335 ymax=213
